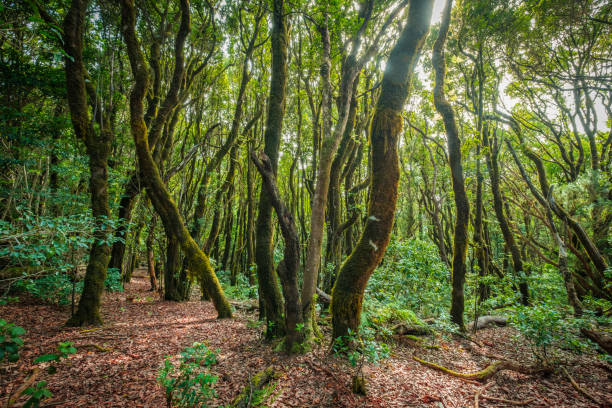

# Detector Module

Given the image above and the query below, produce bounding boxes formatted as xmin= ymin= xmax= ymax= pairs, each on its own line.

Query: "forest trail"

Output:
xmin=1 ymin=270 xmax=610 ymax=408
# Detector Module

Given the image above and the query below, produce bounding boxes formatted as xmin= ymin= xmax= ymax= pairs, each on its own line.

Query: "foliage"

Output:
xmin=0 ymin=319 xmax=25 ymax=362
xmin=365 ymin=239 xmax=451 ymax=319
xmin=509 ymin=303 xmax=592 ymax=364
xmin=333 ymin=326 xmax=390 ymax=368
xmin=157 ymin=342 xmax=218 ymax=408
xmin=0 ymin=318 xmax=76 ymax=408
xmin=217 ymin=269 xmax=258 ymax=300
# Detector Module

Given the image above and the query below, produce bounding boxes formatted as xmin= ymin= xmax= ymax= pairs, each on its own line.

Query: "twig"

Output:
xmin=562 ymin=367 xmax=602 ymax=405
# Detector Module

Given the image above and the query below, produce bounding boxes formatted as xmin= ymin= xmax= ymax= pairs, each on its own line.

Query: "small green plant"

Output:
xmin=1 ymin=321 xmax=76 ymax=408
xmin=0 ymin=319 xmax=26 ymax=362
xmin=157 ymin=342 xmax=218 ymax=408
xmin=333 ymin=326 xmax=390 ymax=395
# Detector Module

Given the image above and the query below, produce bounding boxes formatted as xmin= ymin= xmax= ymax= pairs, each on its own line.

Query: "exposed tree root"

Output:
xmin=581 ymin=328 xmax=612 ymax=354
xmin=474 ymin=381 xmax=494 ymax=408
xmin=481 ymin=395 xmax=536 ymax=405
xmin=7 ymin=367 xmax=41 ymax=407
xmin=562 ymin=367 xmax=603 ymax=406
xmin=412 ymin=355 xmax=551 ymax=382
xmin=230 ymin=366 xmax=280 ymax=408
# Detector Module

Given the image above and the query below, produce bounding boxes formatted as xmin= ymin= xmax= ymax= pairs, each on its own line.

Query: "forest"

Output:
xmin=0 ymin=0 xmax=611 ymax=406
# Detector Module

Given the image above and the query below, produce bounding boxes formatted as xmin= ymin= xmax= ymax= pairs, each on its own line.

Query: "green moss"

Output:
xmin=352 ymin=375 xmax=367 ymax=395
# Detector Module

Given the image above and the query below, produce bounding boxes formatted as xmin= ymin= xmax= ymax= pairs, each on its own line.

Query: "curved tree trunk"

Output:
xmin=483 ymin=125 xmax=530 ymax=306
xmin=331 ymin=0 xmax=434 ymax=339
xmin=254 ymin=0 xmax=289 ymax=338
xmin=432 ymin=0 xmax=470 ymax=330
xmin=120 ymin=0 xmax=231 ymax=318
xmin=62 ymin=0 xmax=114 ymax=327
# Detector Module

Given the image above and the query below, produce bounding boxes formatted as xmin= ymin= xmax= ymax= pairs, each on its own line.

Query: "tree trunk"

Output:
xmin=254 ymin=0 xmax=289 ymax=338
xmin=432 ymin=0 xmax=470 ymax=330
xmin=483 ymin=125 xmax=529 ymax=305
xmin=331 ymin=0 xmax=434 ymax=339
xmin=62 ymin=0 xmax=113 ymax=327
xmin=252 ymin=151 xmax=303 ymax=353
xmin=120 ymin=0 xmax=231 ymax=318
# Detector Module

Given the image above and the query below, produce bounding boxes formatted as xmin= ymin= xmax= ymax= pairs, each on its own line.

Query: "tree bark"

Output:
xmin=483 ymin=125 xmax=529 ymax=305
xmin=331 ymin=0 xmax=434 ymax=339
xmin=254 ymin=0 xmax=289 ymax=338
xmin=252 ymin=151 xmax=303 ymax=353
xmin=120 ymin=0 xmax=231 ymax=318
xmin=62 ymin=0 xmax=114 ymax=326
xmin=432 ymin=0 xmax=470 ymax=330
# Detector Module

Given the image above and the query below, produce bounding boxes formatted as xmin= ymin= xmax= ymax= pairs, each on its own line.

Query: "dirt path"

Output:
xmin=1 ymin=271 xmax=610 ymax=407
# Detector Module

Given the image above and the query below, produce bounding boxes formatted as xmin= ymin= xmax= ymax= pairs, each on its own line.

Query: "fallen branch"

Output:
xmin=413 ymin=355 xmax=551 ymax=382
xmin=393 ymin=323 xmax=431 ymax=336
xmin=316 ymin=288 xmax=331 ymax=305
xmin=562 ymin=367 xmax=602 ymax=405
xmin=481 ymin=395 xmax=536 ymax=405
xmin=77 ymin=343 xmax=111 ymax=352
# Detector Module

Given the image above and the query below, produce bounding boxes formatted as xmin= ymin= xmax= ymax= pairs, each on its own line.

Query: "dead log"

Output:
xmin=393 ymin=323 xmax=432 ymax=336
xmin=413 ymin=355 xmax=551 ymax=382
xmin=581 ymin=328 xmax=612 ymax=354
xmin=468 ymin=315 xmax=508 ymax=331
xmin=316 ymin=288 xmax=331 ymax=305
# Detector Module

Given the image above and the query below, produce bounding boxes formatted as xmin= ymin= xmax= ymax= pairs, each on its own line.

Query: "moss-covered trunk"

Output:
xmin=120 ymin=0 xmax=231 ymax=318
xmin=331 ymin=0 xmax=434 ymax=339
xmin=164 ymin=235 xmax=191 ymax=301
xmin=254 ymin=0 xmax=289 ymax=338
xmin=62 ymin=0 xmax=113 ymax=327
xmin=483 ymin=126 xmax=529 ymax=306
xmin=252 ymin=151 xmax=303 ymax=352
xmin=432 ymin=0 xmax=470 ymax=330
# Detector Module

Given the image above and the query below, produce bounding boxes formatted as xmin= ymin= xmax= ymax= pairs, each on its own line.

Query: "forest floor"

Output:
xmin=1 ymin=270 xmax=611 ymax=408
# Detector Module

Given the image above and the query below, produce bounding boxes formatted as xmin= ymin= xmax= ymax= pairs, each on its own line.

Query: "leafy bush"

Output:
xmin=217 ymin=269 xmax=258 ymax=300
xmin=0 ymin=320 xmax=76 ymax=408
xmin=0 ymin=319 xmax=25 ymax=362
xmin=509 ymin=303 xmax=591 ymax=364
xmin=157 ymin=342 xmax=218 ymax=408
xmin=365 ymin=239 xmax=451 ymax=319
xmin=1 ymin=208 xmax=123 ymax=303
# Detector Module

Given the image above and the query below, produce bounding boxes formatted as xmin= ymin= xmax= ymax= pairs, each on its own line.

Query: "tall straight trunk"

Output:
xmin=164 ymin=235 xmax=190 ymax=300
xmin=324 ymin=89 xmax=358 ymax=292
xmin=432 ymin=0 xmax=470 ymax=330
xmin=221 ymin=144 xmax=239 ymax=270
xmin=254 ymin=0 xmax=289 ymax=338
xmin=120 ymin=0 xmax=231 ymax=318
xmin=483 ymin=126 xmax=529 ymax=305
xmin=62 ymin=0 xmax=114 ymax=327
xmin=246 ymin=140 xmax=256 ymax=284
xmin=146 ymin=216 xmax=158 ymax=291
xmin=108 ymin=174 xmax=140 ymax=276
xmin=331 ymin=0 xmax=434 ymax=339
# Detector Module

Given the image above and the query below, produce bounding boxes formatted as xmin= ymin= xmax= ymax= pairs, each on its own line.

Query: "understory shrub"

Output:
xmin=157 ymin=342 xmax=218 ymax=408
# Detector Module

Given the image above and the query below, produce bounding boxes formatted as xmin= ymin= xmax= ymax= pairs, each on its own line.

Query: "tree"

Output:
xmin=331 ymin=0 xmax=435 ymax=339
